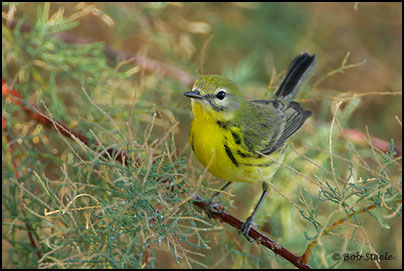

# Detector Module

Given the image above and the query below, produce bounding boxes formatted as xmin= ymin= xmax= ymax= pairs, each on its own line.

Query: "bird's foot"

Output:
xmin=204 ymin=201 xmax=224 ymax=218
xmin=239 ymin=215 xmax=257 ymax=242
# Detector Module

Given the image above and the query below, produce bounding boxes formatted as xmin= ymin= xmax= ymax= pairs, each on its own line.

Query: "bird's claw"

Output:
xmin=205 ymin=201 xmax=224 ymax=218
xmin=239 ymin=215 xmax=256 ymax=242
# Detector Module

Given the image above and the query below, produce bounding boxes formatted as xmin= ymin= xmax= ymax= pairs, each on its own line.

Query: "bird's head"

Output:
xmin=184 ymin=75 xmax=245 ymax=121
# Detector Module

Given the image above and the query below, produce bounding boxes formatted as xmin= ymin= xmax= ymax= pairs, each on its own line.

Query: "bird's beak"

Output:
xmin=184 ymin=90 xmax=204 ymax=99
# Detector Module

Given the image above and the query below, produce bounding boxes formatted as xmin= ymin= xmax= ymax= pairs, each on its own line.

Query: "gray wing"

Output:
xmin=239 ymin=53 xmax=314 ymax=155
xmin=249 ymin=100 xmax=311 ymax=155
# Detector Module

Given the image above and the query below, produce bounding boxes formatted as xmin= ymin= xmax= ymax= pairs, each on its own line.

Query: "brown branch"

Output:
xmin=3 ymin=80 xmax=312 ymax=268
xmin=192 ymin=195 xmax=311 ymax=269
xmin=2 ymin=80 xmax=131 ymax=165
xmin=4 ymin=18 xmax=400 ymax=269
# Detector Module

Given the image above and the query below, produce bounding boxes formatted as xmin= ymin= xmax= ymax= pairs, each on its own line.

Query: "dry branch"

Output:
xmin=2 ymin=79 xmax=311 ymax=269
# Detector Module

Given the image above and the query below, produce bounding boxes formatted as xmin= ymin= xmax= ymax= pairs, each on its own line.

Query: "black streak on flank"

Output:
xmin=217 ymin=121 xmax=228 ymax=129
xmin=242 ymin=162 xmax=271 ymax=167
xmin=236 ymin=149 xmax=262 ymax=159
xmin=237 ymin=150 xmax=248 ymax=158
xmin=224 ymin=144 xmax=239 ymax=167
xmin=231 ymin=130 xmax=241 ymax=145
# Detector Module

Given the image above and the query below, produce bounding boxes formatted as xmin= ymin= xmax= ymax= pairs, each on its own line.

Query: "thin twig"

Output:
xmin=300 ymin=200 xmax=402 ymax=264
xmin=3 ymin=79 xmax=312 ymax=269
xmin=2 ymin=113 xmax=42 ymax=259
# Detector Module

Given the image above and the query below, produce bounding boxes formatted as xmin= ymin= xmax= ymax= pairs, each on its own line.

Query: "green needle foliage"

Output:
xmin=3 ymin=3 xmax=213 ymax=268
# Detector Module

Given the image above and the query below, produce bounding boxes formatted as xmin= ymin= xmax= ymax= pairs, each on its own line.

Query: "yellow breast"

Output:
xmin=189 ymin=101 xmax=285 ymax=183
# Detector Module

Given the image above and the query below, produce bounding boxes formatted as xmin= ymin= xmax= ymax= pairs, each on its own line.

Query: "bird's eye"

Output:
xmin=216 ymin=91 xmax=226 ymax=100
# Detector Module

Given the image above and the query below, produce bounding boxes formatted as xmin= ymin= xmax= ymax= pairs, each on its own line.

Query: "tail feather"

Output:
xmin=274 ymin=53 xmax=316 ymax=104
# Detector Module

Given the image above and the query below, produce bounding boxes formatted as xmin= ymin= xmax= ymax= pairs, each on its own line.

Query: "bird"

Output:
xmin=184 ymin=53 xmax=315 ymax=241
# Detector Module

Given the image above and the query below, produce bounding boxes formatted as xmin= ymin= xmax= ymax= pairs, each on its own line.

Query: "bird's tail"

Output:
xmin=274 ymin=53 xmax=316 ymax=104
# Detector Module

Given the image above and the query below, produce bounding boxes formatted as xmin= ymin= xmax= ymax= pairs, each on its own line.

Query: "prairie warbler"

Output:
xmin=184 ymin=53 xmax=315 ymax=240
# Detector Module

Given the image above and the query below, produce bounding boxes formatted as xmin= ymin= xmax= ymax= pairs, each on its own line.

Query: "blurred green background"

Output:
xmin=72 ymin=2 xmax=401 ymax=141
xmin=2 ymin=2 xmax=402 ymax=269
